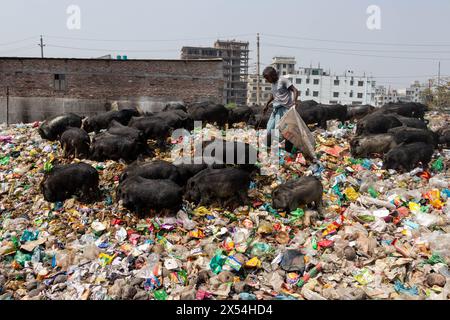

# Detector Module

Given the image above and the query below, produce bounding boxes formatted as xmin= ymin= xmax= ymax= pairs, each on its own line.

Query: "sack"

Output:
xmin=278 ymin=106 xmax=316 ymax=160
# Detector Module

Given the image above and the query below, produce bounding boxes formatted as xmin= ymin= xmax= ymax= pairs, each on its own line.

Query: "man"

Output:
xmin=263 ymin=66 xmax=299 ymax=152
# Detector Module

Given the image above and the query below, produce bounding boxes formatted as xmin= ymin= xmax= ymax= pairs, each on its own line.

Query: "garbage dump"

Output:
xmin=0 ymin=108 xmax=449 ymax=301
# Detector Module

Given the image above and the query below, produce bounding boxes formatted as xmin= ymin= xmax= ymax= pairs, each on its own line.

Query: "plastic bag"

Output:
xmin=278 ymin=107 xmax=316 ymax=161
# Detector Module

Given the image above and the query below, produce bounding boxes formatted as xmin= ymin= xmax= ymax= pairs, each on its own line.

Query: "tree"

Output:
xmin=420 ymin=81 xmax=450 ymax=112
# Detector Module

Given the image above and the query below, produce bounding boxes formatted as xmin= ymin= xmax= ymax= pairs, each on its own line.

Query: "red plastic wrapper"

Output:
xmin=420 ymin=171 xmax=431 ymax=180
xmin=111 ymin=219 xmax=123 ymax=226
xmin=196 ymin=289 xmax=213 ymax=300
xmin=318 ymin=240 xmax=334 ymax=248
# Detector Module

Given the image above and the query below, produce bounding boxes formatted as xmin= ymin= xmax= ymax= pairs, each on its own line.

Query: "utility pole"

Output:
xmin=38 ymin=35 xmax=45 ymax=58
xmin=437 ymin=61 xmax=441 ymax=109
xmin=256 ymin=33 xmax=261 ymax=106
xmin=437 ymin=61 xmax=441 ymax=87
xmin=6 ymin=86 xmax=9 ymax=126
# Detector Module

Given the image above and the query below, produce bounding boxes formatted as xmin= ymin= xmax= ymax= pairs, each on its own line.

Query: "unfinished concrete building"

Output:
xmin=181 ymin=40 xmax=249 ymax=105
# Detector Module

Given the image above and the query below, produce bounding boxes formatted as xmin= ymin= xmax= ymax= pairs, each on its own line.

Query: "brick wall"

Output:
xmin=0 ymin=57 xmax=224 ymax=123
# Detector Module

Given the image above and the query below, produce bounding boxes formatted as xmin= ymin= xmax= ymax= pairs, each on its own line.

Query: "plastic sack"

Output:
xmin=278 ymin=106 xmax=316 ymax=161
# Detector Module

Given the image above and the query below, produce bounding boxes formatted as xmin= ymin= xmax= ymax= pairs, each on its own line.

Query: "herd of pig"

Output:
xmin=36 ymin=100 xmax=450 ymax=218
xmin=351 ymin=103 xmax=450 ymax=171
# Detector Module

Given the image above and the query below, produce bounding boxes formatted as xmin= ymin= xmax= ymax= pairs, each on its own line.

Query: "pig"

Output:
xmin=185 ymin=168 xmax=250 ymax=208
xmin=356 ymin=113 xmax=403 ymax=136
xmin=173 ymin=156 xmax=228 ymax=185
xmin=82 ymin=109 xmax=140 ymax=133
xmin=320 ymin=104 xmax=348 ymax=125
xmin=228 ymin=106 xmax=254 ymax=126
xmin=107 ymin=120 xmax=144 ymax=141
xmin=375 ymin=102 xmax=428 ymax=119
xmin=117 ymin=176 xmax=183 ymax=217
xmin=272 ymin=176 xmax=323 ymax=213
xmin=392 ymin=115 xmax=428 ymax=130
xmin=350 ymin=134 xmax=398 ymax=158
xmin=346 ymin=105 xmax=375 ymax=121
xmin=40 ymin=162 xmax=99 ymax=203
xmin=202 ymin=139 xmax=258 ymax=173
xmin=162 ymin=103 xmax=187 ymax=113
xmin=299 ymin=100 xmax=319 ymax=108
xmin=187 ymin=102 xmax=229 ymax=128
xmin=383 ymin=142 xmax=434 ymax=172
xmin=90 ymin=134 xmax=141 ymax=163
xmin=128 ymin=116 xmax=172 ymax=148
xmin=248 ymin=108 xmax=273 ymax=130
xmin=59 ymin=127 xmax=90 ymax=159
xmin=388 ymin=127 xmax=439 ymax=147
xmin=119 ymin=160 xmax=181 ymax=184
xmin=296 ymin=104 xmax=328 ymax=128
xmin=152 ymin=110 xmax=194 ymax=131
xmin=107 ymin=120 xmax=152 ymax=156
xmin=174 ymin=161 xmax=208 ymax=185
xmin=38 ymin=113 xmax=83 ymax=141
xmin=437 ymin=127 xmax=450 ymax=147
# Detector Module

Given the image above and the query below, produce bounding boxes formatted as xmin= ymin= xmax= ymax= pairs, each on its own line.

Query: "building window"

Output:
xmin=313 ymin=79 xmax=319 ymax=85
xmin=333 ymin=92 xmax=339 ymax=97
xmin=54 ymin=74 xmax=66 ymax=91
xmin=306 ymin=90 xmax=310 ymax=96
xmin=349 ymin=92 xmax=353 ymax=97
xmin=313 ymin=91 xmax=319 ymax=97
xmin=306 ymin=79 xmax=310 ymax=84
xmin=265 ymin=87 xmax=271 ymax=91
xmin=357 ymin=93 xmax=363 ymax=98
xmin=253 ymin=87 xmax=257 ymax=90
xmin=296 ymin=78 xmax=302 ymax=84
xmin=283 ymin=64 xmax=286 ymax=68
xmin=282 ymin=71 xmax=286 ymax=75
xmin=358 ymin=81 xmax=364 ymax=86
xmin=334 ymin=80 xmax=339 ymax=85
xmin=252 ymin=93 xmax=256 ymax=97
xmin=350 ymin=80 xmax=354 ymax=86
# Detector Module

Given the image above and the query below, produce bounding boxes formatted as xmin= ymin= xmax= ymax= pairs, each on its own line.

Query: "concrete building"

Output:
xmin=181 ymin=40 xmax=249 ymax=105
xmin=272 ymin=57 xmax=296 ymax=76
xmin=374 ymin=86 xmax=401 ymax=107
xmin=247 ymin=74 xmax=272 ymax=106
xmin=0 ymin=57 xmax=224 ymax=124
xmin=405 ymin=81 xmax=427 ymax=103
xmin=374 ymin=81 xmax=428 ymax=107
xmin=289 ymin=67 xmax=376 ymax=105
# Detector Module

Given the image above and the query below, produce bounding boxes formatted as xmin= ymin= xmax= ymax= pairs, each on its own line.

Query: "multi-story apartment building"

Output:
xmin=272 ymin=57 xmax=296 ymax=76
xmin=289 ymin=68 xmax=376 ymax=105
xmin=181 ymin=40 xmax=249 ymax=105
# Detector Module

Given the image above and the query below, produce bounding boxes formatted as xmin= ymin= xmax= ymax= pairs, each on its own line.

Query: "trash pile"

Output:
xmin=0 ymin=113 xmax=449 ymax=300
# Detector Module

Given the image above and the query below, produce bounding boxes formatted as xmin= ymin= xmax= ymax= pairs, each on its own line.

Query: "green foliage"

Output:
xmin=226 ymin=102 xmax=237 ymax=109
xmin=420 ymin=82 xmax=450 ymax=112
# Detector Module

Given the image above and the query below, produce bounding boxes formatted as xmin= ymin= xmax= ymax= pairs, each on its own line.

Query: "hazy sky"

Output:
xmin=1 ymin=0 xmax=449 ymax=88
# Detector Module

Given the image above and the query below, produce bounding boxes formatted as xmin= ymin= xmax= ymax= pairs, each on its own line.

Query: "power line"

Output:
xmin=0 ymin=36 xmax=38 ymax=47
xmin=0 ymin=45 xmax=37 ymax=54
xmin=46 ymin=44 xmax=181 ymax=53
xmin=262 ymin=43 xmax=450 ymax=61
xmin=44 ymin=33 xmax=255 ymax=43
xmin=262 ymin=33 xmax=450 ymax=47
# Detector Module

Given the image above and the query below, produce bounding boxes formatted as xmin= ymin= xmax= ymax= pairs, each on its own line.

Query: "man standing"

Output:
xmin=262 ymin=66 xmax=299 ymax=152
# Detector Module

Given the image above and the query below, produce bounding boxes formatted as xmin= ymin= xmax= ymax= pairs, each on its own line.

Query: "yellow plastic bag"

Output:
xmin=245 ymin=257 xmax=262 ymax=268
xmin=344 ymin=187 xmax=359 ymax=202
xmin=408 ymin=202 xmax=421 ymax=213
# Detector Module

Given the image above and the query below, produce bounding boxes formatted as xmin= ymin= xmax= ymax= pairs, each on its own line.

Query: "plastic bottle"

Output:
xmin=429 ymin=177 xmax=449 ymax=189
